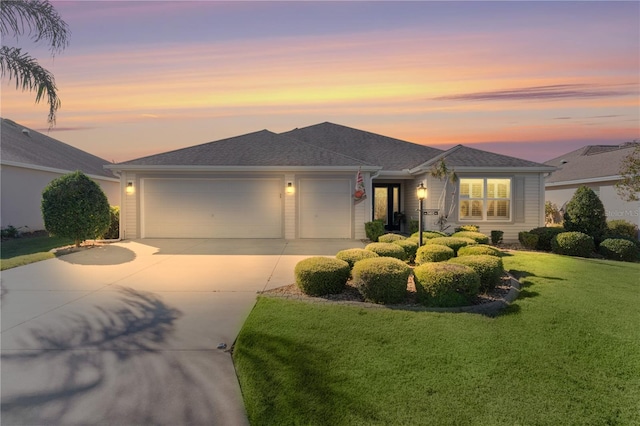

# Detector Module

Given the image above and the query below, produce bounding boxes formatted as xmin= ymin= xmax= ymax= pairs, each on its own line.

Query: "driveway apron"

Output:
xmin=0 ymin=238 xmax=364 ymax=425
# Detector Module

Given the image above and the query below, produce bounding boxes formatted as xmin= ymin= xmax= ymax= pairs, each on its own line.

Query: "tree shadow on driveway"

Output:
xmin=56 ymin=245 xmax=136 ymax=265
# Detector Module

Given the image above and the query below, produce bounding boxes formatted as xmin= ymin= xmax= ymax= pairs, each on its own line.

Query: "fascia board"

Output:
xmin=545 ymin=175 xmax=622 ymax=187
xmin=104 ymin=165 xmax=382 ymax=173
xmin=1 ymin=159 xmax=120 ymax=182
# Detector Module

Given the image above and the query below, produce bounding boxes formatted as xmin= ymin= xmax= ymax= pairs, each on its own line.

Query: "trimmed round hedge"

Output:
xmin=450 ymin=231 xmax=490 ymax=244
xmin=352 ymin=257 xmax=411 ymax=304
xmin=365 ymin=242 xmax=407 ymax=260
xmin=425 ymin=237 xmax=476 ymax=255
xmin=294 ymin=257 xmax=350 ymax=296
xmin=392 ymin=239 xmax=418 ymax=263
xmin=411 ymin=231 xmax=447 ymax=240
xmin=336 ymin=248 xmax=379 ymax=269
xmin=599 ymin=238 xmax=639 ymax=262
xmin=551 ymin=232 xmax=595 ymax=258
xmin=457 ymin=244 xmax=503 ymax=257
xmin=415 ymin=244 xmax=455 ymax=264
xmin=413 ymin=263 xmax=480 ymax=307
xmin=378 ymin=233 xmax=406 ymax=243
xmin=448 ymin=254 xmax=504 ymax=292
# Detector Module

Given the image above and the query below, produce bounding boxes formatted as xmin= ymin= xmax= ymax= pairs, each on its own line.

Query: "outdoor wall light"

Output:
xmin=417 ymin=183 xmax=427 ymax=246
xmin=286 ymin=181 xmax=295 ymax=194
xmin=126 ymin=180 xmax=135 ymax=195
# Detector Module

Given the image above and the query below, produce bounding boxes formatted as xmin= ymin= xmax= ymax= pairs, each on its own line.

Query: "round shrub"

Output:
xmin=365 ymin=242 xmax=407 ymax=261
xmin=378 ymin=233 xmax=406 ymax=243
xmin=599 ymin=238 xmax=639 ymax=262
xmin=457 ymin=244 xmax=503 ymax=257
xmin=518 ymin=231 xmax=539 ymax=250
xmin=551 ymin=232 xmax=595 ymax=258
xmin=415 ymin=244 xmax=455 ymax=264
xmin=352 ymin=257 xmax=411 ymax=304
xmin=425 ymin=237 xmax=476 ymax=255
xmin=411 ymin=231 xmax=447 ymax=240
xmin=336 ymin=248 xmax=379 ymax=269
xmin=413 ymin=263 xmax=480 ymax=307
xmin=294 ymin=257 xmax=350 ymax=296
xmin=563 ymin=186 xmax=607 ymax=244
xmin=606 ymin=220 xmax=639 ymax=240
xmin=450 ymin=231 xmax=489 ymax=244
xmin=529 ymin=226 xmax=565 ymax=251
xmin=392 ymin=239 xmax=418 ymax=263
xmin=448 ymin=255 xmax=504 ymax=292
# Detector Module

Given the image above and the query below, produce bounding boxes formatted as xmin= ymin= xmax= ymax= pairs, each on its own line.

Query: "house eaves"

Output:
xmin=3 ymin=159 xmax=119 ymax=182
xmin=545 ymin=175 xmax=622 ymax=188
xmin=106 ymin=164 xmax=382 ymax=173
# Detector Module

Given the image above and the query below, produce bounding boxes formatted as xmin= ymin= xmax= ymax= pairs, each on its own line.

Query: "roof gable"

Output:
xmin=545 ymin=143 xmax=638 ymax=183
xmin=0 ymin=118 xmax=114 ymax=178
xmin=431 ymin=145 xmax=551 ymax=169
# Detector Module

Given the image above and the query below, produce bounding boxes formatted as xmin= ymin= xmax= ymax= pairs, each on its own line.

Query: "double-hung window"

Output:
xmin=459 ymin=178 xmax=511 ymax=221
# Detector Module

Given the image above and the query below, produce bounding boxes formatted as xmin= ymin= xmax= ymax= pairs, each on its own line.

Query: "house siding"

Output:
xmin=284 ymin=173 xmax=296 ymax=239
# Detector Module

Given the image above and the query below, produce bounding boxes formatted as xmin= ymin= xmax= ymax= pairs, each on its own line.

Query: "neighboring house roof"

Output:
xmin=112 ymin=121 xmax=553 ymax=174
xmin=0 ymin=118 xmax=116 ymax=179
xmin=544 ymin=143 xmax=638 ymax=185
xmin=117 ymin=129 xmax=373 ymax=168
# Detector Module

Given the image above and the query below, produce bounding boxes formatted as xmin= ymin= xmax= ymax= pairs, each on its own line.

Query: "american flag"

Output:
xmin=354 ymin=167 xmax=366 ymax=202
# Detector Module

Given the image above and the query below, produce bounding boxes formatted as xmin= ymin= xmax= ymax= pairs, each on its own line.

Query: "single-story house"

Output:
xmin=0 ymin=118 xmax=120 ymax=231
xmin=545 ymin=143 xmax=640 ymax=231
xmin=106 ymin=122 xmax=555 ymax=242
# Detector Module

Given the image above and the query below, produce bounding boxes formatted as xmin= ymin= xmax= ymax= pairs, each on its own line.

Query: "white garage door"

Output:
xmin=299 ymin=178 xmax=352 ymax=238
xmin=142 ymin=178 xmax=282 ymax=238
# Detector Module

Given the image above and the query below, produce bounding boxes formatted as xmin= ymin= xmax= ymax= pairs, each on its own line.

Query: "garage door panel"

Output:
xmin=142 ymin=179 xmax=282 ymax=238
xmin=300 ymin=179 xmax=352 ymax=239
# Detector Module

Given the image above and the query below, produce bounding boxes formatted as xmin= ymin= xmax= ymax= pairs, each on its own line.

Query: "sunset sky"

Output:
xmin=2 ymin=1 xmax=638 ymax=163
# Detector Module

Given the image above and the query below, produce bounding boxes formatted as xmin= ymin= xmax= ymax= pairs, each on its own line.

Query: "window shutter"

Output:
xmin=514 ymin=176 xmax=525 ymax=223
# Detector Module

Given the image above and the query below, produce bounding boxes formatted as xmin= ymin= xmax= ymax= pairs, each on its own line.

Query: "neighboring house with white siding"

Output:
xmin=1 ymin=118 xmax=120 ymax=231
xmin=107 ymin=122 xmax=553 ymax=242
xmin=545 ymin=143 xmax=640 ymax=232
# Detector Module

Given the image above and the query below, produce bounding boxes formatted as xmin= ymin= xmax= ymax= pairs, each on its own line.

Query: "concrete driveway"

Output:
xmin=0 ymin=238 xmax=364 ymax=425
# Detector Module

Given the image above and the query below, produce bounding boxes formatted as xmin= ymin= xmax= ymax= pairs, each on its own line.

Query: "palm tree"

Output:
xmin=0 ymin=0 xmax=70 ymax=126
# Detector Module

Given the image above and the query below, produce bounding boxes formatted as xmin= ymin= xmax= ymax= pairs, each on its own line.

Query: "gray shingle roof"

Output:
xmin=282 ymin=122 xmax=444 ymax=170
xmin=118 ymin=129 xmax=372 ymax=167
xmin=437 ymin=145 xmax=551 ymax=168
xmin=0 ymin=118 xmax=115 ymax=178
xmin=544 ymin=143 xmax=638 ymax=183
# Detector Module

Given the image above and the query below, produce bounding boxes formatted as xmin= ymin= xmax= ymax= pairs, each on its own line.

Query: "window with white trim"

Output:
xmin=459 ymin=178 xmax=511 ymax=221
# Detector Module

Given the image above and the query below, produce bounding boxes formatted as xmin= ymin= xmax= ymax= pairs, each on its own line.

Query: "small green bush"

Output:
xmin=294 ymin=257 xmax=351 ymax=296
xmin=457 ymin=244 xmax=503 ymax=257
xmin=490 ymin=230 xmax=504 ymax=245
xmin=411 ymin=231 xmax=447 ymax=240
xmin=352 ymin=257 xmax=411 ymax=304
xmin=425 ymin=237 xmax=476 ymax=255
xmin=563 ymin=186 xmax=607 ymax=244
xmin=448 ymin=255 xmax=504 ymax=292
xmin=392 ymin=239 xmax=418 ymax=263
xmin=454 ymin=225 xmax=479 ymax=232
xmin=606 ymin=220 xmax=639 ymax=240
xmin=409 ymin=219 xmax=419 ymax=234
xmin=551 ymin=232 xmax=595 ymax=258
xmin=100 ymin=206 xmax=120 ymax=239
xmin=450 ymin=231 xmax=489 ymax=244
xmin=518 ymin=231 xmax=539 ymax=250
xmin=529 ymin=226 xmax=566 ymax=251
xmin=378 ymin=233 xmax=406 ymax=243
xmin=335 ymin=248 xmax=379 ymax=269
xmin=365 ymin=242 xmax=407 ymax=261
xmin=365 ymin=220 xmax=385 ymax=242
xmin=599 ymin=238 xmax=639 ymax=262
xmin=413 ymin=263 xmax=480 ymax=307
xmin=415 ymin=244 xmax=455 ymax=264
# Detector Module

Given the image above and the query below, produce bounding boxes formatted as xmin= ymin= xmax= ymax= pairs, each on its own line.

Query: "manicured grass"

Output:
xmin=233 ymin=251 xmax=640 ymax=425
xmin=0 ymin=235 xmax=74 ymax=270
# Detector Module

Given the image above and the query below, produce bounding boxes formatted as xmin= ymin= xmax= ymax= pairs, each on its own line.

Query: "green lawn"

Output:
xmin=233 ymin=251 xmax=640 ymax=425
xmin=0 ymin=235 xmax=74 ymax=270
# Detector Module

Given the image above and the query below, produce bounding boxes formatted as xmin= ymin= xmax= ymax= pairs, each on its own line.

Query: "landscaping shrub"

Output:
xmin=409 ymin=219 xmax=419 ymax=234
xmin=41 ymin=171 xmax=110 ymax=247
xmin=606 ymin=220 xmax=639 ymax=240
xmin=392 ymin=239 xmax=418 ymax=263
xmin=518 ymin=231 xmax=539 ymax=250
xmin=450 ymin=231 xmax=489 ymax=244
xmin=351 ymin=257 xmax=411 ymax=304
xmin=457 ymin=244 xmax=503 ymax=258
xmin=413 ymin=263 xmax=480 ymax=307
xmin=551 ymin=232 xmax=595 ymax=258
xmin=528 ymin=226 xmax=565 ymax=251
xmin=425 ymin=237 xmax=476 ymax=255
xmin=415 ymin=244 xmax=455 ymax=264
xmin=335 ymin=248 xmax=379 ymax=269
xmin=364 ymin=242 xmax=407 ymax=260
xmin=454 ymin=225 xmax=479 ymax=232
xmin=563 ymin=186 xmax=608 ymax=244
xmin=100 ymin=206 xmax=120 ymax=239
xmin=599 ymin=238 xmax=639 ymax=262
xmin=411 ymin=231 xmax=447 ymax=240
xmin=378 ymin=233 xmax=406 ymax=243
xmin=448 ymin=254 xmax=504 ymax=292
xmin=491 ymin=230 xmax=504 ymax=246
xmin=294 ymin=257 xmax=351 ymax=296
xmin=365 ymin=220 xmax=385 ymax=242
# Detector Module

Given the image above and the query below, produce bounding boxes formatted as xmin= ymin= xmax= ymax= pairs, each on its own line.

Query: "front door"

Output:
xmin=373 ymin=184 xmax=402 ymax=231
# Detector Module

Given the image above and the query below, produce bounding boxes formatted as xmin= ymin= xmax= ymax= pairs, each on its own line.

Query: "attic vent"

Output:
xmin=21 ymin=129 xmax=30 ymax=137
xmin=560 ymin=160 xmax=568 ymax=164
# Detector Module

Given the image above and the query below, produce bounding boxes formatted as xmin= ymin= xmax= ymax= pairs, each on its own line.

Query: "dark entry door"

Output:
xmin=374 ymin=184 xmax=401 ymax=231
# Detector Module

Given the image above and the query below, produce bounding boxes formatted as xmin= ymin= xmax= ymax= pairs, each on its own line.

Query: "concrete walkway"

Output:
xmin=0 ymin=238 xmax=364 ymax=425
